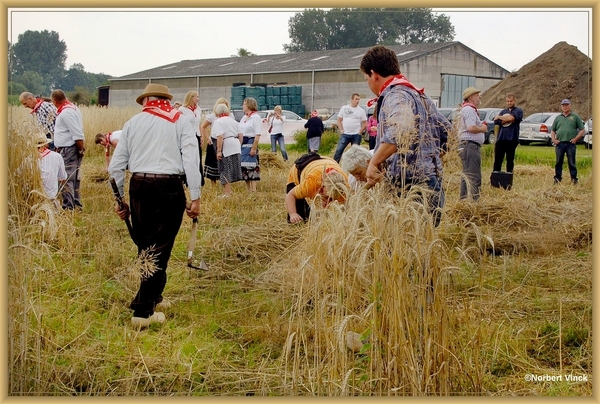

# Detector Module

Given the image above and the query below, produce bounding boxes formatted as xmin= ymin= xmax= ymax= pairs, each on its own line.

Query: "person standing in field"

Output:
xmin=201 ymin=97 xmax=230 ymax=186
xmin=361 ymin=45 xmax=450 ymax=227
xmin=267 ymin=105 xmax=289 ymax=161
xmin=457 ymin=86 xmax=487 ymax=201
xmin=304 ymin=110 xmax=324 ymax=153
xmin=95 ymin=130 xmax=121 ymax=172
xmin=366 ymin=104 xmax=378 ymax=150
xmin=36 ymin=136 xmax=67 ymax=204
xmin=20 ymin=91 xmax=57 ymax=150
xmin=108 ymin=83 xmax=202 ymax=329
xmin=550 ymin=99 xmax=586 ymax=184
xmin=492 ymin=93 xmax=523 ymax=173
xmin=51 ymin=89 xmax=85 ymax=210
xmin=179 ymin=90 xmax=205 ymax=187
xmin=213 ymin=103 xmax=243 ymax=197
xmin=239 ymin=97 xmax=262 ymax=192
xmin=333 ymin=93 xmax=367 ymax=162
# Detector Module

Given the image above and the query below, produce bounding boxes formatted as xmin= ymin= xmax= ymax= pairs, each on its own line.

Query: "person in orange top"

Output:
xmin=285 ymin=155 xmax=349 ymax=224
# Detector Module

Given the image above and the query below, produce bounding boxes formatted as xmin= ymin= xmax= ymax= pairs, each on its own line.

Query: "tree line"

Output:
xmin=8 ymin=30 xmax=112 ymax=105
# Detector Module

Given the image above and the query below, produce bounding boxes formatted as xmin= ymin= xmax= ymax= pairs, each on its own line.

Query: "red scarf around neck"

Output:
xmin=31 ymin=98 xmax=45 ymax=114
xmin=56 ymin=100 xmax=76 ymax=115
xmin=38 ymin=148 xmax=51 ymax=158
xmin=367 ymin=74 xmax=425 ymax=107
xmin=461 ymin=101 xmax=478 ymax=113
xmin=143 ymin=99 xmax=182 ymax=123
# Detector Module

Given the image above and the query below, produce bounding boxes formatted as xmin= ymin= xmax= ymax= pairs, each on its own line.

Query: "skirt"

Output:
xmin=218 ymin=153 xmax=243 ymax=185
xmin=241 ymin=136 xmax=260 ymax=181
xmin=204 ymin=141 xmax=220 ymax=181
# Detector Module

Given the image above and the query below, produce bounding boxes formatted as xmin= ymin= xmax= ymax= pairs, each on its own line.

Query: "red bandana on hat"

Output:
xmin=367 ymin=74 xmax=425 ymax=107
xmin=56 ymin=100 xmax=77 ymax=115
xmin=143 ymin=99 xmax=182 ymax=122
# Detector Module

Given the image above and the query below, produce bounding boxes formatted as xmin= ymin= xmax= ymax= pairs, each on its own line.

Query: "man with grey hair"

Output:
xmin=457 ymin=86 xmax=487 ymax=201
xmin=20 ymin=91 xmax=57 ymax=150
xmin=109 ymin=83 xmax=202 ymax=329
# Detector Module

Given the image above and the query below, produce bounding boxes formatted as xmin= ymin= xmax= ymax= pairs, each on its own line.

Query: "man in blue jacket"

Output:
xmin=492 ymin=93 xmax=523 ymax=173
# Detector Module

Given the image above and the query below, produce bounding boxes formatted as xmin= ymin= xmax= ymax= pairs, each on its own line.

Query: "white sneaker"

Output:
xmin=131 ymin=312 xmax=165 ymax=329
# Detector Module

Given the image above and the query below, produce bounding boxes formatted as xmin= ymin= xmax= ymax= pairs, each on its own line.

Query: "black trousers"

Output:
xmin=493 ymin=139 xmax=519 ymax=173
xmin=129 ymin=175 xmax=186 ymax=318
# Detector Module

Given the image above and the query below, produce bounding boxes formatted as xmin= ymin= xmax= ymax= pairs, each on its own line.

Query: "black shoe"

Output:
xmin=553 ymin=177 xmax=561 ymax=184
xmin=572 ymin=178 xmax=578 ymax=185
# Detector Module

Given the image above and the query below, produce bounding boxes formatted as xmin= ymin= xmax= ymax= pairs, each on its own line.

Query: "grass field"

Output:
xmin=7 ymin=105 xmax=592 ymax=396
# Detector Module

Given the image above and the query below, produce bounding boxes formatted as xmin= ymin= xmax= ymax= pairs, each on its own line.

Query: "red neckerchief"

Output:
xmin=367 ymin=75 xmax=425 ymax=107
xmin=218 ymin=113 xmax=228 ymax=118
xmin=31 ymin=98 xmax=45 ymax=114
xmin=187 ymin=105 xmax=197 ymax=117
xmin=38 ymin=148 xmax=51 ymax=158
xmin=143 ymin=99 xmax=181 ymax=123
xmin=56 ymin=100 xmax=76 ymax=115
xmin=106 ymin=132 xmax=112 ymax=145
xmin=461 ymin=101 xmax=478 ymax=113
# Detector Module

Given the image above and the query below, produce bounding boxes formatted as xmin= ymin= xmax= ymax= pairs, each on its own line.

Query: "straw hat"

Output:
xmin=462 ymin=86 xmax=481 ymax=101
xmin=136 ymin=83 xmax=173 ymax=105
xmin=36 ymin=137 xmax=51 ymax=148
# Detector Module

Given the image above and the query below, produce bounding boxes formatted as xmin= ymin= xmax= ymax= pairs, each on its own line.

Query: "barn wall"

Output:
xmin=108 ymin=45 xmax=507 ymax=113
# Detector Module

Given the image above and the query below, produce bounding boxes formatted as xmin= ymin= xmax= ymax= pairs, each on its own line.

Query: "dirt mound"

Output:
xmin=481 ymin=41 xmax=592 ymax=120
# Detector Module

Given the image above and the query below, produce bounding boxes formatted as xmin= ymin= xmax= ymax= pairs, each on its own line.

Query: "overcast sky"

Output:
xmin=7 ymin=8 xmax=592 ymax=78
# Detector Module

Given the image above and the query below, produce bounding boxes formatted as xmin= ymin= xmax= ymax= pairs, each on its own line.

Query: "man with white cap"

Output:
xmin=36 ymin=136 xmax=67 ymax=203
xmin=108 ymin=83 xmax=202 ymax=329
xmin=458 ymin=86 xmax=488 ymax=200
xmin=550 ymin=99 xmax=585 ymax=184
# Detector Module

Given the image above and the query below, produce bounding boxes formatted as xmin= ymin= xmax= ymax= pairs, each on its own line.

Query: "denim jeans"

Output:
xmin=554 ymin=141 xmax=577 ymax=181
xmin=270 ymin=133 xmax=288 ymax=161
xmin=333 ymin=133 xmax=362 ymax=162
xmin=392 ymin=175 xmax=445 ymax=227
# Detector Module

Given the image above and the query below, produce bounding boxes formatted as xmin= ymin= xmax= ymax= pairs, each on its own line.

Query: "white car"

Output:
xmin=584 ymin=116 xmax=592 ymax=149
xmin=257 ymin=110 xmax=307 ymax=141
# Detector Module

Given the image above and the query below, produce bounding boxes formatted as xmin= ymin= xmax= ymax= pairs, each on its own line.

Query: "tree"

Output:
xmin=232 ymin=48 xmax=256 ymax=57
xmin=284 ymin=8 xmax=455 ymax=52
xmin=11 ymin=30 xmax=67 ymax=92
xmin=15 ymin=71 xmax=46 ymax=96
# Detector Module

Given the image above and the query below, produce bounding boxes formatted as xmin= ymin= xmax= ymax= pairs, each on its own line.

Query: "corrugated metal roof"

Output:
xmin=110 ymin=41 xmax=507 ymax=81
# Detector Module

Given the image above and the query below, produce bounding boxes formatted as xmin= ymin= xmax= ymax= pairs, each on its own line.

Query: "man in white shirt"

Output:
xmin=333 ymin=93 xmax=367 ymax=162
xmin=108 ymin=83 xmax=202 ymax=329
xmin=36 ymin=137 xmax=67 ymax=204
xmin=51 ymin=89 xmax=85 ymax=210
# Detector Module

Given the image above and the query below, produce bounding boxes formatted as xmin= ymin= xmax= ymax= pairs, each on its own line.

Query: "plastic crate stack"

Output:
xmin=230 ymin=84 xmax=305 ymax=116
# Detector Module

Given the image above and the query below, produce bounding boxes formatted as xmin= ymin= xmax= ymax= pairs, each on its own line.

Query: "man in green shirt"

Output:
xmin=550 ymin=99 xmax=585 ymax=184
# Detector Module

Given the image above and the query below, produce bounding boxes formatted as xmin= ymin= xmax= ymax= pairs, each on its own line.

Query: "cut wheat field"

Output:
xmin=7 ymin=105 xmax=592 ymax=396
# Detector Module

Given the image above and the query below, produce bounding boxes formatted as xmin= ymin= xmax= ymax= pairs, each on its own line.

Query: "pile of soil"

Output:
xmin=481 ymin=41 xmax=592 ymax=120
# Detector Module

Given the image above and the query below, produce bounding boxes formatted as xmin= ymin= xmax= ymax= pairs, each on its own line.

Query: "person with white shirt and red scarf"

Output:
xmin=239 ymin=97 xmax=262 ymax=192
xmin=108 ymin=83 xmax=202 ymax=329
xmin=457 ymin=86 xmax=488 ymax=201
xmin=36 ymin=136 xmax=67 ymax=205
xmin=20 ymin=92 xmax=57 ymax=150
xmin=51 ymin=89 xmax=85 ymax=210
xmin=179 ymin=90 xmax=205 ymax=187
xmin=361 ymin=45 xmax=450 ymax=227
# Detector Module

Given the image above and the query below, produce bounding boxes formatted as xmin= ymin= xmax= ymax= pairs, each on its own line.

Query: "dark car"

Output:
xmin=437 ymin=107 xmax=455 ymax=123
xmin=231 ymin=110 xmax=245 ymax=122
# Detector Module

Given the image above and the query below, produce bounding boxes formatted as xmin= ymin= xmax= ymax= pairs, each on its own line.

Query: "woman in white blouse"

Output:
xmin=238 ymin=97 xmax=262 ymax=192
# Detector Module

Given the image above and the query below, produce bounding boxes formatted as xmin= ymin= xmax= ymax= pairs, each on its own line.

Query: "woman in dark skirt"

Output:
xmin=201 ymin=97 xmax=230 ymax=185
xmin=238 ymin=97 xmax=262 ymax=192
xmin=213 ymin=103 xmax=243 ymax=197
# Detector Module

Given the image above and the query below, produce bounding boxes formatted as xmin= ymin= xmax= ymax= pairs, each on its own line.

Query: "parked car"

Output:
xmin=437 ymin=107 xmax=455 ymax=123
xmin=518 ymin=112 xmax=561 ymax=146
xmin=584 ymin=116 xmax=592 ymax=149
xmin=231 ymin=109 xmax=245 ymax=122
xmin=323 ymin=112 xmax=339 ymax=130
xmin=257 ymin=109 xmax=307 ymax=138
xmin=448 ymin=107 xmax=503 ymax=144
